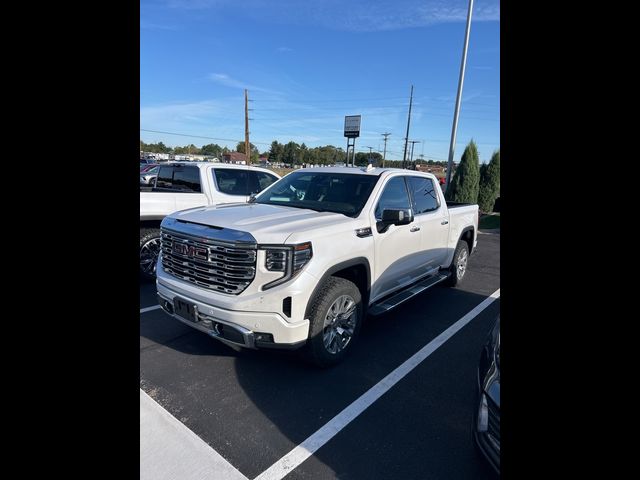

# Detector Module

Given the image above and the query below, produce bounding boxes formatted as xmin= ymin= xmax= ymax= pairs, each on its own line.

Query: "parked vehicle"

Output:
xmin=474 ymin=316 xmax=500 ymax=474
xmin=140 ymin=165 xmax=160 ymax=186
xmin=140 ymin=162 xmax=280 ymax=279
xmin=155 ymin=166 xmax=479 ymax=366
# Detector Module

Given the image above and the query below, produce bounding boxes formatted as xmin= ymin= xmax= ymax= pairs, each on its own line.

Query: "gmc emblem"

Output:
xmin=173 ymin=243 xmax=208 ymax=259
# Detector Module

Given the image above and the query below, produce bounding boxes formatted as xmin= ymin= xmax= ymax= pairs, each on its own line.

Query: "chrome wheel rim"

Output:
xmin=140 ymin=237 xmax=161 ymax=275
xmin=322 ymin=295 xmax=357 ymax=354
xmin=456 ymin=249 xmax=468 ymax=280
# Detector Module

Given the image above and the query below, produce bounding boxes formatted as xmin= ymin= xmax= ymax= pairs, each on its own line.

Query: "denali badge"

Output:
xmin=173 ymin=243 xmax=208 ymax=259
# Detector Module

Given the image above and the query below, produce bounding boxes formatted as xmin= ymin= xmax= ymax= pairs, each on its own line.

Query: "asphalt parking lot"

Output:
xmin=140 ymin=232 xmax=500 ymax=479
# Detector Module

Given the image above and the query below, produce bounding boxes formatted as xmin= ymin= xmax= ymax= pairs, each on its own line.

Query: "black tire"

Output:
xmin=443 ymin=240 xmax=469 ymax=287
xmin=303 ymin=277 xmax=363 ymax=367
xmin=140 ymin=227 xmax=161 ymax=281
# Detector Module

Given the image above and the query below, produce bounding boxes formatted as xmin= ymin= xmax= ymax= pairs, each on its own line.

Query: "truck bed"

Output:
xmin=446 ymin=201 xmax=473 ymax=208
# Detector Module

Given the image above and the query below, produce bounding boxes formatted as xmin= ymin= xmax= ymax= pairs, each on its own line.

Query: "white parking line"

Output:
xmin=140 ymin=389 xmax=249 ymax=480
xmin=254 ymin=288 xmax=501 ymax=480
xmin=140 ymin=305 xmax=162 ymax=314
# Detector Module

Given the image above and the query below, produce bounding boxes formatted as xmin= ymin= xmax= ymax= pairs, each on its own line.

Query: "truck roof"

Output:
xmin=291 ymin=166 xmax=438 ymax=179
xmin=164 ymin=162 xmax=277 ymax=173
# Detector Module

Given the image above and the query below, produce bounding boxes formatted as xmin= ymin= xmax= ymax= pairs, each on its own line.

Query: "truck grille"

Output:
xmin=160 ymin=229 xmax=256 ymax=295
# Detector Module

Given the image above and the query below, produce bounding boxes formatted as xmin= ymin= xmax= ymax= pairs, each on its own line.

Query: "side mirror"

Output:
xmin=376 ymin=208 xmax=414 ymax=233
xmin=248 ymin=193 xmax=257 ymax=203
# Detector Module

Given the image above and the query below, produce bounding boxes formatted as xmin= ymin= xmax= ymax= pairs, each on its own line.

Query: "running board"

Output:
xmin=368 ymin=273 xmax=449 ymax=316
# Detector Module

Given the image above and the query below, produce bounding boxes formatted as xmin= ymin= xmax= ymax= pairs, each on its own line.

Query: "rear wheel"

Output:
xmin=303 ymin=277 xmax=363 ymax=367
xmin=443 ymin=240 xmax=469 ymax=287
xmin=140 ymin=228 xmax=161 ymax=280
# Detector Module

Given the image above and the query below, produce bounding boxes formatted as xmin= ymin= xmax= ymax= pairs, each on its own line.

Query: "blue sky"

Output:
xmin=141 ymin=0 xmax=500 ymax=163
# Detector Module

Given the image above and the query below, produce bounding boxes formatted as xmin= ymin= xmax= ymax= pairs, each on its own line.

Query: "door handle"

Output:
xmin=441 ymin=220 xmax=449 ymax=225
xmin=410 ymin=226 xmax=421 ymax=232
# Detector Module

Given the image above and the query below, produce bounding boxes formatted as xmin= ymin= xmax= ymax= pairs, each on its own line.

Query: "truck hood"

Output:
xmin=166 ymin=203 xmax=355 ymax=244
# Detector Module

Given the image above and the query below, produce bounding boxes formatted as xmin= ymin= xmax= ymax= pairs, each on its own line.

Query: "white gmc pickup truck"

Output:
xmin=156 ymin=166 xmax=478 ymax=366
xmin=140 ymin=162 xmax=280 ymax=279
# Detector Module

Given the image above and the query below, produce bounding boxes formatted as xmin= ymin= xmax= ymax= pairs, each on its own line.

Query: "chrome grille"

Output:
xmin=161 ymin=229 xmax=256 ymax=295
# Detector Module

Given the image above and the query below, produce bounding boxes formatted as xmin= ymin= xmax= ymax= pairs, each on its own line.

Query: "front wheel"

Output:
xmin=140 ymin=228 xmax=161 ymax=281
xmin=303 ymin=277 xmax=363 ymax=367
xmin=443 ymin=240 xmax=469 ymax=287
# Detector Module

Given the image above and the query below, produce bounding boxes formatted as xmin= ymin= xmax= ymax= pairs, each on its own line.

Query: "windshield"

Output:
xmin=255 ymin=171 xmax=380 ymax=217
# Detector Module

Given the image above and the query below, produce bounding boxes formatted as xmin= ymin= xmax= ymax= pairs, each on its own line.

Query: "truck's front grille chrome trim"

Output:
xmin=161 ymin=229 xmax=257 ymax=295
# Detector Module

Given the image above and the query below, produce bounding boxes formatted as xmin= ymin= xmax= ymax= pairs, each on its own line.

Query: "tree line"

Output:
xmin=445 ymin=140 xmax=500 ymax=213
xmin=141 ymin=137 xmax=499 ymax=211
xmin=140 ymin=139 xmax=448 ymax=168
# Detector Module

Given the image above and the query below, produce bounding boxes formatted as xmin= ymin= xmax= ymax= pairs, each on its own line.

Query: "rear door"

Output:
xmin=370 ymin=175 xmax=423 ymax=302
xmin=154 ymin=165 xmax=208 ymax=211
xmin=406 ymin=175 xmax=450 ymax=269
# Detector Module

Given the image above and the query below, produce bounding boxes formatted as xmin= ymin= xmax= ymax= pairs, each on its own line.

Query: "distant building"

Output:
xmin=222 ymin=152 xmax=247 ymax=165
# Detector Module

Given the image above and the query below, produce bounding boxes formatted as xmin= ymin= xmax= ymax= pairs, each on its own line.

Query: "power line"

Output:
xmin=140 ymin=129 xmax=242 ymax=143
xmin=140 ymin=128 xmax=273 ymax=146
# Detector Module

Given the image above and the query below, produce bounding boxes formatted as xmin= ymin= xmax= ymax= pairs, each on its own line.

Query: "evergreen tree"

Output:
xmin=477 ymin=150 xmax=501 ymax=212
xmin=445 ymin=140 xmax=480 ymax=203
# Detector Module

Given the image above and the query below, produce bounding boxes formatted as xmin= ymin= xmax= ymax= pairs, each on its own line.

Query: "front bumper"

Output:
xmin=156 ymin=282 xmax=310 ymax=350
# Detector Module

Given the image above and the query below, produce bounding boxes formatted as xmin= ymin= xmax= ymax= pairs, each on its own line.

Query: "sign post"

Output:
xmin=344 ymin=115 xmax=361 ymax=167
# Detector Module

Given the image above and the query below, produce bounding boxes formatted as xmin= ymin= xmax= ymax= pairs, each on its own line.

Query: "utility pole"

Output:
xmin=409 ymin=140 xmax=420 ymax=169
xmin=365 ymin=146 xmax=374 ymax=165
xmin=402 ymin=85 xmax=414 ymax=169
xmin=381 ymin=132 xmax=391 ymax=168
xmin=445 ymin=0 xmax=474 ymax=191
xmin=244 ymin=89 xmax=250 ymax=165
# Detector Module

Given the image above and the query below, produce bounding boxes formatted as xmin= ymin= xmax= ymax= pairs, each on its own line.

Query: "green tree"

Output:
xmin=201 ymin=143 xmax=223 ymax=158
xmin=268 ymin=141 xmax=284 ymax=163
xmin=236 ymin=142 xmax=259 ymax=162
xmin=477 ymin=150 xmax=500 ymax=212
xmin=445 ymin=140 xmax=480 ymax=203
xmin=283 ymin=141 xmax=300 ymax=165
xmin=140 ymin=141 xmax=171 ymax=153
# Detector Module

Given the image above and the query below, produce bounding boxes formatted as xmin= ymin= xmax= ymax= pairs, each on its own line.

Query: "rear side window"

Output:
xmin=155 ymin=166 xmax=174 ymax=189
xmin=155 ymin=166 xmax=202 ymax=192
xmin=255 ymin=171 xmax=278 ymax=192
xmin=212 ymin=169 xmax=278 ymax=196
xmin=213 ymin=169 xmax=251 ymax=196
xmin=407 ymin=176 xmax=439 ymax=214
xmin=375 ymin=176 xmax=411 ymax=220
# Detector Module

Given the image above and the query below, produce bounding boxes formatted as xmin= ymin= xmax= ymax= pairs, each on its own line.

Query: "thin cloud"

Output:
xmin=165 ymin=0 xmax=225 ymax=9
xmin=140 ymin=21 xmax=179 ymax=31
xmin=163 ymin=1 xmax=499 ymax=31
xmin=277 ymin=47 xmax=293 ymax=53
xmin=209 ymin=73 xmax=281 ymax=94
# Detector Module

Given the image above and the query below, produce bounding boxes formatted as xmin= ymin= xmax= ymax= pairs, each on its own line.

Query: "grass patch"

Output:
xmin=271 ymin=167 xmax=294 ymax=177
xmin=479 ymin=214 xmax=500 ymax=230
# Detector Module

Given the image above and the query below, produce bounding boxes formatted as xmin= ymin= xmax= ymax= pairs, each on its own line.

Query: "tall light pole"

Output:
xmin=381 ymin=132 xmax=391 ymax=168
xmin=445 ymin=0 xmax=474 ymax=191
xmin=402 ymin=85 xmax=414 ymax=169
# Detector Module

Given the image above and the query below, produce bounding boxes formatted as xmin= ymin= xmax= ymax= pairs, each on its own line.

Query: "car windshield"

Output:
xmin=255 ymin=171 xmax=380 ymax=217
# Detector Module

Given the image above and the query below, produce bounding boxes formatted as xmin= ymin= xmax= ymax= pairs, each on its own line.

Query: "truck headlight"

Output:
xmin=261 ymin=242 xmax=312 ymax=290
